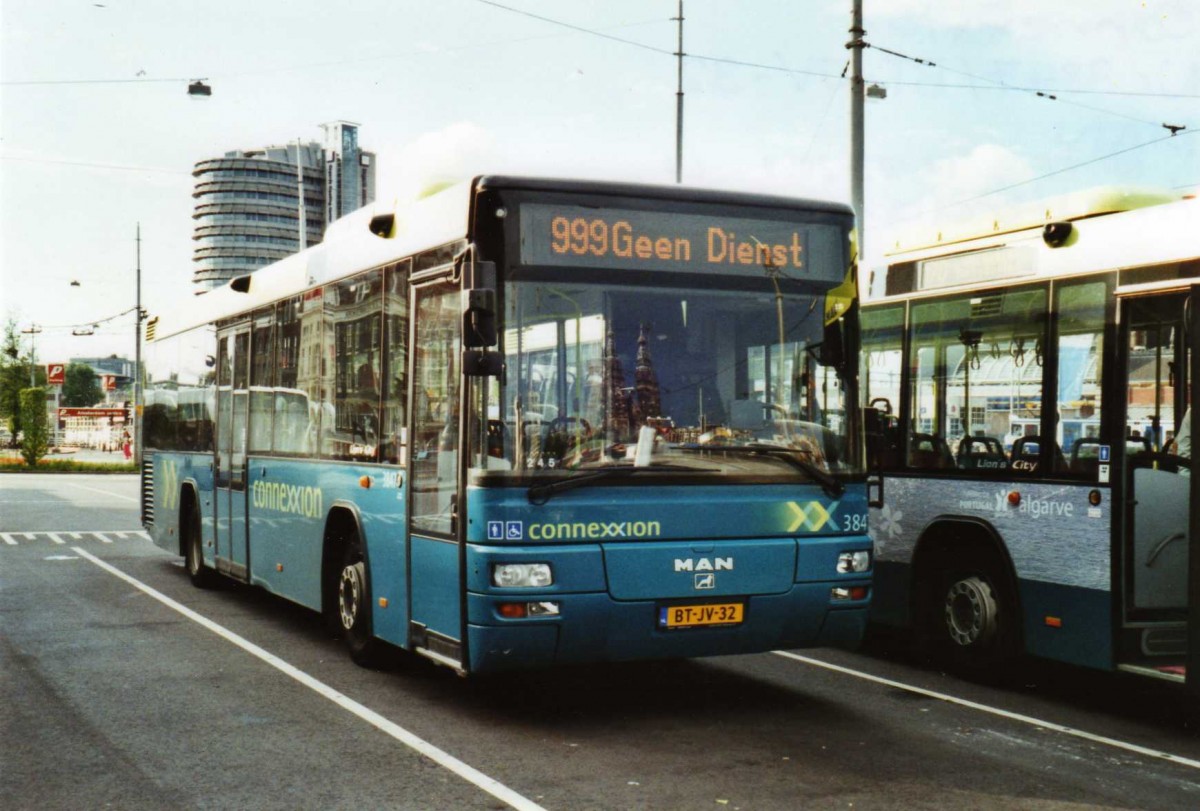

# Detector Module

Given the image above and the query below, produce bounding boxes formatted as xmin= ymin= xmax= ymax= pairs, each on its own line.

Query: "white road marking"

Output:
xmin=0 ymin=531 xmax=148 ymax=546
xmin=59 ymin=480 xmax=140 ymax=504
xmin=773 ymin=651 xmax=1200 ymax=771
xmin=73 ymin=547 xmax=547 ymax=811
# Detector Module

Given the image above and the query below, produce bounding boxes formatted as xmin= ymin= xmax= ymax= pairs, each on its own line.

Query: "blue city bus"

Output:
xmin=862 ymin=187 xmax=1199 ymax=686
xmin=141 ymin=176 xmax=872 ymax=674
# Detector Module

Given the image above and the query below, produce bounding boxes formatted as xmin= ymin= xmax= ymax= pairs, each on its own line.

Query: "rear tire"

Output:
xmin=184 ymin=500 xmax=219 ymax=589
xmin=336 ymin=534 xmax=385 ymax=668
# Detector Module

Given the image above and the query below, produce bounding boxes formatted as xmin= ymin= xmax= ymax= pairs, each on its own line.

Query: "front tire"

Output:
xmin=184 ymin=501 xmax=219 ymax=589
xmin=336 ymin=535 xmax=384 ymax=667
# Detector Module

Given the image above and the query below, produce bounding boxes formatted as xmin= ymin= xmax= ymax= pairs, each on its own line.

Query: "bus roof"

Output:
xmin=884 ymin=185 xmax=1187 ymax=257
xmin=148 ymin=175 xmax=855 ymax=343
xmin=865 ymin=192 xmax=1200 ymax=301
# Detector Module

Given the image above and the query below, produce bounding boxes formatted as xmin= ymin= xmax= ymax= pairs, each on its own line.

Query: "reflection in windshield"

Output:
xmin=470 ymin=274 xmax=859 ymax=483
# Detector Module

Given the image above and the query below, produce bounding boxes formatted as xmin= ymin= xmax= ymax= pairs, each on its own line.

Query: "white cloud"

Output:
xmin=375 ymin=122 xmax=498 ymax=203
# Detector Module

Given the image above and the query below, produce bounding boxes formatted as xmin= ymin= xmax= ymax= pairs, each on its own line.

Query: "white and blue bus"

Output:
xmin=141 ymin=176 xmax=873 ymax=674
xmin=862 ymin=187 xmax=1199 ymax=686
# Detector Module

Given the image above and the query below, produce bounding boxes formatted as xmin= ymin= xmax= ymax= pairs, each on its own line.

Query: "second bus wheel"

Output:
xmin=924 ymin=552 xmax=1019 ymax=674
xmin=336 ymin=536 xmax=385 ymax=667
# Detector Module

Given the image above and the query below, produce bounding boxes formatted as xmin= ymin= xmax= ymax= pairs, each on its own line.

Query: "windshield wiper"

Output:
xmin=682 ymin=444 xmax=844 ymax=498
xmin=526 ymin=463 xmax=717 ymax=505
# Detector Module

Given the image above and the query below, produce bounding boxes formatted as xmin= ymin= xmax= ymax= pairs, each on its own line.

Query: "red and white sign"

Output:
xmin=58 ymin=407 xmax=128 ymax=420
xmin=47 ymin=363 xmax=66 ymax=385
xmin=101 ymin=374 xmax=117 ymax=392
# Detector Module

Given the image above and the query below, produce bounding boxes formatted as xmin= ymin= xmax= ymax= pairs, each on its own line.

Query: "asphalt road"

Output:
xmin=3 ymin=473 xmax=1198 ymax=810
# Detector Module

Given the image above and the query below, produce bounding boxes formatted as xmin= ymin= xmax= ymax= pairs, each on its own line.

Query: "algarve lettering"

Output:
xmin=252 ymin=480 xmax=323 ymax=518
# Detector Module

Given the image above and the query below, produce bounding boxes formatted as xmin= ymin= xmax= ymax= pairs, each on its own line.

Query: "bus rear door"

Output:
xmin=215 ymin=325 xmax=251 ymax=582
xmin=1116 ymin=289 xmax=1191 ymax=679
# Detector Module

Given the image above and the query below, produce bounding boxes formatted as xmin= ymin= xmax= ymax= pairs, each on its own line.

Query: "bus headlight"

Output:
xmin=492 ymin=563 xmax=553 ymax=588
xmin=837 ymin=550 xmax=872 ymax=573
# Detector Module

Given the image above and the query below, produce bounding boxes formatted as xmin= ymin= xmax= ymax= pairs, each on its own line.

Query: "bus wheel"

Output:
xmin=336 ymin=538 xmax=384 ymax=667
xmin=927 ymin=559 xmax=1017 ymax=673
xmin=943 ymin=575 xmax=998 ymax=649
xmin=184 ymin=501 xmax=219 ymax=589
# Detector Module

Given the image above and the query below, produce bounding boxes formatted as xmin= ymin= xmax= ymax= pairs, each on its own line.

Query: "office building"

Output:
xmin=191 ymin=123 xmax=376 ymax=291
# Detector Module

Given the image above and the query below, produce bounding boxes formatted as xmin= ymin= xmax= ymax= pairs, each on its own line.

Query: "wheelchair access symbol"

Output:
xmin=488 ymin=521 xmax=523 ymax=540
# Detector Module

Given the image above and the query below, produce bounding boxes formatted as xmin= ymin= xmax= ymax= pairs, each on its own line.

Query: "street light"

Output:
xmin=187 ymin=80 xmax=212 ymax=97
xmin=19 ymin=325 xmax=42 ymax=386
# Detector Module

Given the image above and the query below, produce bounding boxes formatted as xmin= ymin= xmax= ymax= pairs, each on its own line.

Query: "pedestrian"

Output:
xmin=122 ymin=429 xmax=132 ymax=461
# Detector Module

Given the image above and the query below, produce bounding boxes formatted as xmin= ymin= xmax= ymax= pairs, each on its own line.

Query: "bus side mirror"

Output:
xmin=462 ymin=289 xmax=497 ymax=348
xmin=463 ymin=349 xmax=504 ymax=378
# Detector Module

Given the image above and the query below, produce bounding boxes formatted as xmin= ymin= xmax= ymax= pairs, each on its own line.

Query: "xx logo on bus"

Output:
xmin=785 ymin=500 xmax=836 ymax=533
xmin=161 ymin=460 xmax=179 ymax=511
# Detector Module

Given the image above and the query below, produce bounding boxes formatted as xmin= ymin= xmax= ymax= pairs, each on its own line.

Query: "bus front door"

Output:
xmin=215 ymin=326 xmax=251 ymax=582
xmin=406 ymin=281 xmax=464 ymax=670
xmin=1118 ymin=291 xmax=1190 ymax=676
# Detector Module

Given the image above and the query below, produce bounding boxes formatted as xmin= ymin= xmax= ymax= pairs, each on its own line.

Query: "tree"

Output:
xmin=19 ymin=387 xmax=49 ymax=467
xmin=0 ymin=319 xmax=44 ymax=447
xmin=62 ymin=363 xmax=103 ymax=407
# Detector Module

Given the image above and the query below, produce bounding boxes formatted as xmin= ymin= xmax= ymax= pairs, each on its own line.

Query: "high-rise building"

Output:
xmin=191 ymin=123 xmax=376 ymax=291
xmin=322 ymin=121 xmax=376 ymax=225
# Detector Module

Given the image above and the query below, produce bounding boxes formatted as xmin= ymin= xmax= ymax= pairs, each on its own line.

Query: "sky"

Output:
xmin=2 ymin=0 xmax=1197 ymax=366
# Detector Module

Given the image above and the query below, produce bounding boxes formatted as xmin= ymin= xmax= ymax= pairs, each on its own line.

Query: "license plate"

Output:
xmin=658 ymin=603 xmax=744 ymax=629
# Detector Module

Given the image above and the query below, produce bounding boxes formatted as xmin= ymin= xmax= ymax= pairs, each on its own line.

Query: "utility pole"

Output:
xmin=673 ymin=0 xmax=685 ymax=184
xmin=848 ymin=0 xmax=866 ymax=254
xmin=20 ymin=325 xmax=42 ymax=387
xmin=134 ymin=223 xmax=142 ymax=464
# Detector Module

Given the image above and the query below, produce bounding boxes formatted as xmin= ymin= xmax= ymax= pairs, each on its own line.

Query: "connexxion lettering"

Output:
xmin=252 ymin=480 xmax=323 ymax=518
xmin=527 ymin=520 xmax=662 ymax=541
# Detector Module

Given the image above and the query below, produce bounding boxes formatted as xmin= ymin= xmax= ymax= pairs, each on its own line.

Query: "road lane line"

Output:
xmin=73 ymin=547 xmax=547 ymax=811
xmin=23 ymin=532 xmax=36 ymax=540
xmin=60 ymin=480 xmax=140 ymax=503
xmin=94 ymin=533 xmax=113 ymax=544
xmin=1 ymin=533 xmax=16 ymax=546
xmin=69 ymin=533 xmax=83 ymax=540
xmin=47 ymin=533 xmax=65 ymax=545
xmin=773 ymin=651 xmax=1200 ymax=771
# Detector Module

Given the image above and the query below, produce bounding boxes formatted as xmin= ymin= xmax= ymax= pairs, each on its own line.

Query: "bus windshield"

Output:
xmin=471 ymin=273 xmax=859 ymax=482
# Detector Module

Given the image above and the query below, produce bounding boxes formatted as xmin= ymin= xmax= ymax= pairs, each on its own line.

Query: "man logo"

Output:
xmin=694 ymin=573 xmax=716 ymax=590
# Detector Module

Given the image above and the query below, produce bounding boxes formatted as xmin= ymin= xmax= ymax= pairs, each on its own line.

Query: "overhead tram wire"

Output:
xmin=920 ymin=129 xmax=1199 ymax=216
xmin=867 ymin=43 xmax=1191 ymax=131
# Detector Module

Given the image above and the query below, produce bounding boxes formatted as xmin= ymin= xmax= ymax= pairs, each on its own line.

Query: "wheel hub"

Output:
xmin=944 ymin=576 xmax=998 ymax=647
xmin=339 ymin=562 xmax=365 ymax=631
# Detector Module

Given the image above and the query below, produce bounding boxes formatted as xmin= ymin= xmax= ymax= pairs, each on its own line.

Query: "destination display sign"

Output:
xmin=519 ymin=203 xmax=841 ymax=281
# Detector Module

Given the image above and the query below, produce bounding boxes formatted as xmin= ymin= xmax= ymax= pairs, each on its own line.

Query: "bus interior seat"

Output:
xmin=1011 ymin=435 xmax=1066 ymax=474
xmin=957 ymin=435 xmax=1008 ymax=471
xmin=1126 ymin=432 xmax=1152 ymax=456
xmin=1070 ymin=437 xmax=1102 ymax=474
xmin=908 ymin=433 xmax=954 ymax=470
xmin=864 ymin=407 xmax=903 ymax=469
